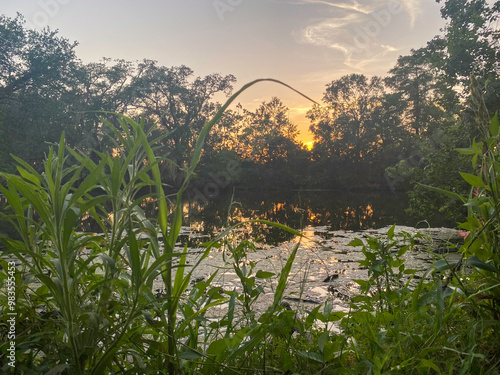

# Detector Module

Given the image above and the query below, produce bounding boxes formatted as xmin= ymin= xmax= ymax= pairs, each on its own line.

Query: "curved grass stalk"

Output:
xmin=141 ymin=78 xmax=317 ymax=373
xmin=0 ymin=78 xmax=317 ymax=373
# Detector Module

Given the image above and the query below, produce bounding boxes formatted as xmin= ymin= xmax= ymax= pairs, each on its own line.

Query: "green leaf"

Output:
xmin=353 ymin=279 xmax=370 ymax=293
xmin=417 ymin=183 xmax=467 ymax=203
xmin=490 ymin=112 xmax=499 ymax=136
xmin=16 ymin=166 xmax=41 ymax=186
xmin=326 ymin=311 xmax=347 ymax=322
xmin=465 ymin=256 xmax=498 ymax=273
xmin=387 ymin=224 xmax=396 ymax=240
xmin=128 ymin=230 xmax=142 ymax=288
xmin=69 ymin=158 xmax=106 ymax=206
xmin=273 ymin=243 xmax=298 ymax=308
xmin=101 ymin=254 xmax=116 ymax=272
xmin=419 ymin=358 xmax=441 ymax=373
xmin=460 ymin=172 xmax=484 ymax=187
xmin=318 ymin=332 xmax=328 ymax=353
xmin=298 ymin=350 xmax=324 ymax=363
xmin=433 ymin=259 xmax=460 ymax=272
xmin=178 ymin=348 xmax=203 ymax=360
xmin=207 ymin=338 xmax=230 ymax=357
xmin=348 ymin=238 xmax=364 ymax=247
xmin=173 ymin=245 xmax=191 ymax=305
xmin=456 ymin=147 xmax=477 ymax=155
xmin=110 ymin=156 xmax=121 ymax=198
xmin=256 ymin=270 xmax=275 ymax=279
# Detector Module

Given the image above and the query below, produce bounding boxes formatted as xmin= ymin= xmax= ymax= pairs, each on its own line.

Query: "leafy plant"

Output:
xmin=348 ymin=225 xmax=418 ymax=313
xmin=0 ymin=79 xmax=321 ymax=374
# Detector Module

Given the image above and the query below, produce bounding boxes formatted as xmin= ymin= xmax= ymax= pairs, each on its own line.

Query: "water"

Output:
xmin=0 ymin=188 xmax=453 ymax=247
xmin=0 ymin=188 xmax=460 ymax=313
xmin=180 ymin=188 xmax=452 ymax=245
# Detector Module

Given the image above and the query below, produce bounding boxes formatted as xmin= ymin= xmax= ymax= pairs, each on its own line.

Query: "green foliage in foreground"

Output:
xmin=0 ymin=80 xmax=499 ymax=373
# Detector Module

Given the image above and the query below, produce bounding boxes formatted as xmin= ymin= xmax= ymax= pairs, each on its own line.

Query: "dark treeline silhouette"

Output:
xmin=1 ymin=0 xmax=499 ymax=222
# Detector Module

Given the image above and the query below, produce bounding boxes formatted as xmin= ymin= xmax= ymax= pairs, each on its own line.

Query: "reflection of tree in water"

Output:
xmin=62 ymin=188 xmax=438 ymax=246
xmin=185 ymin=191 xmax=301 ymax=246
xmin=297 ymin=191 xmax=412 ymax=231
xmin=183 ymin=189 xmax=416 ymax=245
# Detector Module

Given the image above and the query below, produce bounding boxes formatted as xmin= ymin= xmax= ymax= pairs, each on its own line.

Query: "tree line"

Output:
xmin=1 ymin=0 xmax=499 ymax=222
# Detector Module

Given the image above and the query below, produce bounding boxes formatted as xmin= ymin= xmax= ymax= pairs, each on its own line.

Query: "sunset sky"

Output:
xmin=3 ymin=0 xmax=446 ymax=145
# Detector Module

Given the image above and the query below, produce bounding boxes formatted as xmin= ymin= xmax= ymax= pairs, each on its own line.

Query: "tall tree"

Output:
xmin=127 ymin=60 xmax=236 ymax=185
xmin=387 ymin=0 xmax=500 ymax=221
xmin=238 ymin=97 xmax=299 ymax=163
xmin=432 ymin=0 xmax=499 ymax=85
xmin=308 ymin=74 xmax=411 ymax=188
xmin=64 ymin=58 xmax=136 ymax=155
xmin=0 ymin=14 xmax=78 ymax=169
xmin=232 ymin=97 xmax=308 ymax=188
xmin=309 ymin=74 xmax=385 ymax=164
xmin=385 ymin=50 xmax=455 ymax=136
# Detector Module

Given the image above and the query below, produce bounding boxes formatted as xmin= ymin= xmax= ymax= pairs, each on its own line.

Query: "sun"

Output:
xmin=304 ymin=141 xmax=314 ymax=151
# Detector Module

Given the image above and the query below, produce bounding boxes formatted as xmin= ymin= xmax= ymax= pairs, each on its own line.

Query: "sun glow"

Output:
xmin=305 ymin=141 xmax=315 ymax=151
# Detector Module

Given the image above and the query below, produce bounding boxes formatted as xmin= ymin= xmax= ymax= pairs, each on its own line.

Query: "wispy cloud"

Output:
xmin=289 ymin=0 xmax=374 ymax=14
xmin=400 ymin=0 xmax=424 ymax=27
xmin=344 ymin=44 xmax=399 ymax=70
xmin=298 ymin=14 xmax=363 ymax=50
xmin=292 ymin=0 xmax=423 ymax=70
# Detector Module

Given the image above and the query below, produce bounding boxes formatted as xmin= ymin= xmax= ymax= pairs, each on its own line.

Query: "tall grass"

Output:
xmin=0 ymin=79 xmax=322 ymax=374
xmin=1 ymin=77 xmax=499 ymax=374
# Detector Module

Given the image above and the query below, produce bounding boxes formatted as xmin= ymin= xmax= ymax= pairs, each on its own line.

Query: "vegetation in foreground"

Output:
xmin=0 ymin=75 xmax=499 ymax=373
xmin=0 ymin=1 xmax=499 ymax=372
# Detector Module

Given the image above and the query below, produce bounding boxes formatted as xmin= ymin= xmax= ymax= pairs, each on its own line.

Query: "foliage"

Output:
xmin=342 ymin=95 xmax=500 ymax=372
xmin=387 ymin=119 xmax=473 ymax=222
xmin=308 ymin=74 xmax=412 ymax=188
xmin=344 ymin=224 xmax=499 ymax=374
xmin=1 ymin=5 xmax=500 ymax=370
xmin=0 ymin=80 xmax=328 ymax=374
xmin=432 ymin=0 xmax=500 ymax=87
xmin=127 ymin=60 xmax=236 ymax=186
xmin=0 ymin=14 xmax=78 ymax=169
xmin=4 ymin=4 xmax=500 ymax=199
xmin=233 ymin=97 xmax=311 ymax=188
xmin=443 ymin=76 xmax=500 ymax=322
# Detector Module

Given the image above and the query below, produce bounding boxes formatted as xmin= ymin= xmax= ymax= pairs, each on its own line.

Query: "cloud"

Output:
xmin=293 ymin=0 xmax=423 ymax=70
xmin=400 ymin=0 xmax=424 ymax=27
xmin=298 ymin=14 xmax=362 ymax=50
xmin=289 ymin=0 xmax=373 ymax=14
xmin=344 ymin=44 xmax=399 ymax=70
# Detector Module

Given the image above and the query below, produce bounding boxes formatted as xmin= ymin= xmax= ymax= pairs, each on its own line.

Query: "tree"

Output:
xmin=64 ymin=58 xmax=136 ymax=155
xmin=385 ymin=50 xmax=455 ymax=136
xmin=385 ymin=0 xmax=500 ymax=221
xmin=432 ymin=0 xmax=499 ymax=85
xmin=238 ymin=97 xmax=299 ymax=163
xmin=309 ymin=75 xmax=385 ymax=164
xmin=0 ymin=14 xmax=78 ymax=170
xmin=308 ymin=74 xmax=409 ymax=188
xmin=225 ymin=97 xmax=308 ymax=188
xmin=423 ymin=0 xmax=500 ymax=115
xmin=0 ymin=15 xmax=77 ymax=101
xmin=191 ymin=107 xmax=243 ymax=189
xmin=126 ymin=60 xmax=236 ymax=185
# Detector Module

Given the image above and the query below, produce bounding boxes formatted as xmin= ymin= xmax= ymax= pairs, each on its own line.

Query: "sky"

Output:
xmin=3 ymin=0 xmax=447 ymax=145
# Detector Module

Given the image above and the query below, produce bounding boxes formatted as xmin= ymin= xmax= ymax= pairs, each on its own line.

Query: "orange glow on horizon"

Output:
xmin=304 ymin=141 xmax=314 ymax=151
xmin=288 ymin=106 xmax=315 ymax=147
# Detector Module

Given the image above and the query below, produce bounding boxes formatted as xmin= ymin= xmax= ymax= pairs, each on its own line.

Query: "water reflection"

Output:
xmin=180 ymin=189 xmax=420 ymax=246
xmin=0 ymin=188 xmax=451 ymax=248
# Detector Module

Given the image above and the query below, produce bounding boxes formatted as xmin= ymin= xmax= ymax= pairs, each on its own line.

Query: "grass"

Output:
xmin=0 ymin=78 xmax=499 ymax=374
